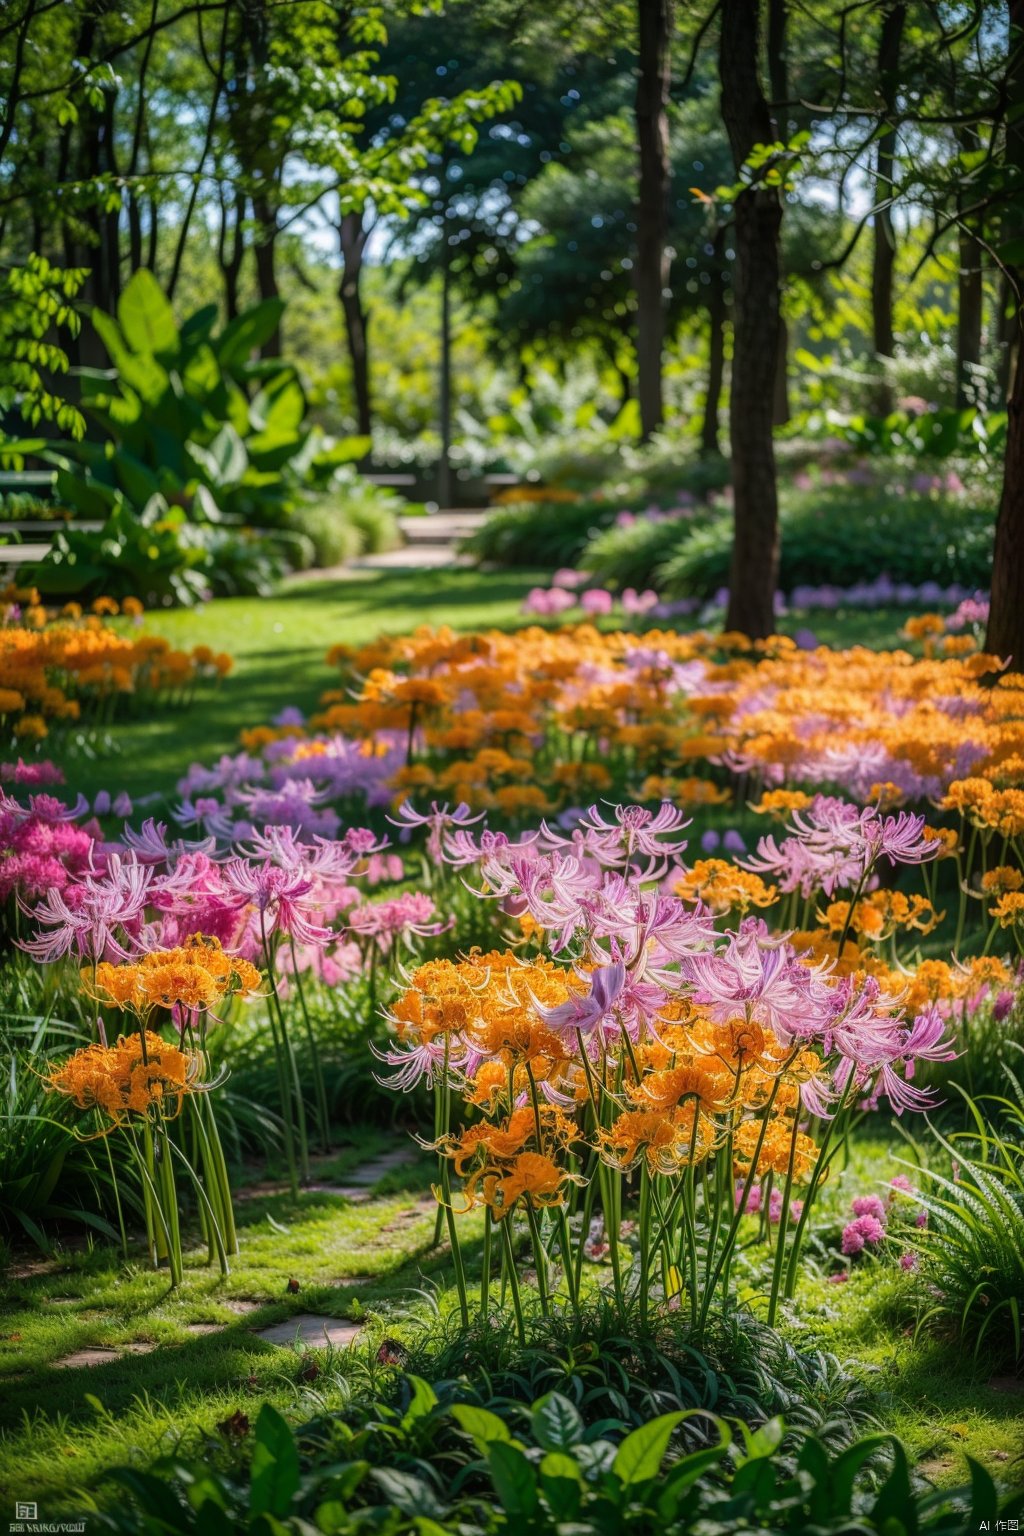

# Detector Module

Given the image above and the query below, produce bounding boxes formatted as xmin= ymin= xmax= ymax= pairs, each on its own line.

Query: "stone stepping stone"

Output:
xmin=343 ymin=1149 xmax=417 ymax=1187
xmin=254 ymin=1314 xmax=363 ymax=1350
xmin=53 ymin=1346 xmax=120 ymax=1370
xmin=186 ymin=1323 xmax=223 ymax=1337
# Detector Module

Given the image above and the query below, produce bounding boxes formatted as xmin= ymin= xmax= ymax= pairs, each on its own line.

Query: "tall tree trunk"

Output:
xmin=720 ymin=0 xmax=783 ymax=639
xmin=956 ymin=226 xmax=984 ymax=409
xmin=986 ymin=0 xmax=1024 ymax=662
xmin=438 ymin=236 xmax=453 ymax=508
xmin=218 ymin=186 xmax=247 ymax=321
xmin=252 ymin=194 xmax=281 ymax=356
xmin=995 ymin=269 xmax=1017 ymax=406
xmin=634 ymin=0 xmax=673 ymax=442
xmin=701 ymin=231 xmax=727 ymax=456
xmin=338 ymin=211 xmax=372 ymax=438
xmin=767 ymin=0 xmax=790 ymax=428
xmin=870 ymin=2 xmax=905 ymax=416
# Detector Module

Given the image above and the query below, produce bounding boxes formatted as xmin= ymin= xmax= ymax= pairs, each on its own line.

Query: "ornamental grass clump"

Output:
xmin=379 ymin=801 xmax=956 ymax=1335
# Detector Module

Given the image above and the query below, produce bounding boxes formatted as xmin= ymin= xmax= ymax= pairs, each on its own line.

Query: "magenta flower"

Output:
xmin=841 ymin=1214 xmax=885 ymax=1255
xmin=851 ymin=1194 xmax=887 ymax=1224
xmin=221 ymin=858 xmax=331 ymax=950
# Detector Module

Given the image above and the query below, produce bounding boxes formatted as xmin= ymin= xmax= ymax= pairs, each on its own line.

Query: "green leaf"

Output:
xmin=217 ymin=299 xmax=286 ymax=371
xmin=117 ymin=270 xmax=179 ymax=360
xmin=451 ymin=1403 xmax=513 ymax=1450
xmin=736 ymin=1416 xmax=784 ymax=1464
xmin=487 ymin=1442 xmax=538 ymax=1516
xmin=531 ymin=1392 xmax=584 ymax=1452
xmin=538 ymin=1450 xmax=583 ymax=1520
xmin=401 ymin=1374 xmax=439 ymax=1428
xmin=612 ymin=1412 xmax=686 ymax=1486
xmin=249 ymin=1405 xmax=300 ymax=1519
xmin=370 ymin=1467 xmax=442 ymax=1519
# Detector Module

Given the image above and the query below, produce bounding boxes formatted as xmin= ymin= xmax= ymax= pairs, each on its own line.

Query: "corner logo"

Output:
xmin=14 ymin=1507 xmax=37 ymax=1522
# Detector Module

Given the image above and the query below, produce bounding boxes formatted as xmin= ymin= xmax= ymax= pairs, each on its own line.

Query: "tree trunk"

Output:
xmin=956 ymin=225 xmax=984 ymax=409
xmin=995 ymin=270 xmax=1017 ymax=406
xmin=720 ymin=0 xmax=783 ymax=639
xmin=634 ymin=0 xmax=673 ymax=442
xmin=986 ymin=0 xmax=1024 ymax=662
xmin=870 ymin=2 xmax=905 ymax=416
xmin=438 ymin=238 xmax=453 ymax=508
xmin=700 ymin=232 xmax=726 ymax=456
xmin=339 ymin=211 xmax=372 ymax=438
xmin=252 ymin=194 xmax=281 ymax=356
xmin=218 ymin=186 xmax=247 ymax=322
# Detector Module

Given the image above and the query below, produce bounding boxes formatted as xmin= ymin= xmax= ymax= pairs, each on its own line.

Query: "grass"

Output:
xmin=2 ymin=1120 xmax=1022 ymax=1513
xmin=43 ymin=561 xmax=922 ymax=805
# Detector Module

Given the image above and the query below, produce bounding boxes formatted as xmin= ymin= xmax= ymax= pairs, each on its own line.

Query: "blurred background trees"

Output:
xmin=1 ymin=0 xmax=1023 ymax=647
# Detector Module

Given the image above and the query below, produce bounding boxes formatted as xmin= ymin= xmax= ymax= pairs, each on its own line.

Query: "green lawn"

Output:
xmin=46 ymin=564 xmax=920 ymax=804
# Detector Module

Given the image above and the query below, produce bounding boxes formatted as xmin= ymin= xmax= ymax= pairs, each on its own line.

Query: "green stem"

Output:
xmin=500 ymin=1216 xmax=526 ymax=1345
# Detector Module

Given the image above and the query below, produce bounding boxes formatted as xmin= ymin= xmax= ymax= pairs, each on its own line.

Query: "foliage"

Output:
xmin=48 ymin=271 xmax=319 ymax=529
xmin=913 ymin=1076 xmax=1024 ymax=1370
xmin=461 ymin=496 xmax=617 ymax=569
xmin=0 ymin=1015 xmax=123 ymax=1248
xmin=574 ymin=483 xmax=996 ymax=599
xmin=25 ymin=497 xmax=213 ymax=607
xmin=0 ymin=256 xmax=87 ymax=461
xmin=88 ymin=1377 xmax=1020 ymax=1535
xmin=292 ymin=474 xmax=404 ymax=568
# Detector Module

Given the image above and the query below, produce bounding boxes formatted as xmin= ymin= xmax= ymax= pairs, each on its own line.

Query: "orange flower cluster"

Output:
xmin=1 ymin=585 xmax=232 ymax=741
xmin=47 ymin=1030 xmax=196 ymax=1128
xmin=390 ymin=950 xmax=821 ymax=1219
xmin=219 ymin=624 xmax=1024 ymax=818
xmin=88 ymin=936 xmax=262 ymax=1017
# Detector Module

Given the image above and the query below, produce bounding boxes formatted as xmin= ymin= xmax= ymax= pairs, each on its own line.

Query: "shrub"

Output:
xmin=462 ymin=496 xmax=616 ymax=569
xmin=293 ymin=473 xmax=404 ymax=567
xmin=640 ymin=487 xmax=994 ymax=600
xmin=23 ymin=497 xmax=294 ymax=605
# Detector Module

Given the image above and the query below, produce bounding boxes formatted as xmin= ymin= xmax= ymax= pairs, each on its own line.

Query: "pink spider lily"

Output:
xmin=20 ymin=853 xmax=153 ymax=964
xmin=221 ymin=858 xmax=332 ymax=950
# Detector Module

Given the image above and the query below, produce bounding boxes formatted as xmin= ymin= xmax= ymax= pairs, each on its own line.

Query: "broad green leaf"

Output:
xmin=487 ymin=1442 xmax=538 ymax=1516
xmin=401 ymin=1374 xmax=439 ymax=1428
xmin=117 ymin=270 xmax=179 ymax=359
xmin=539 ymin=1450 xmax=583 ymax=1521
xmin=249 ymin=1404 xmax=300 ymax=1519
xmin=217 ymin=299 xmax=286 ymax=370
xmin=612 ymin=1412 xmax=685 ymax=1486
xmin=450 ymin=1403 xmax=513 ymax=1449
xmin=531 ymin=1392 xmax=583 ymax=1452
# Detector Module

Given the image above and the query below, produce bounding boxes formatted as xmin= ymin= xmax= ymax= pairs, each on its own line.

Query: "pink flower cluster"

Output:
xmin=1 ymin=777 xmax=455 ymax=999
xmin=0 ymin=786 xmax=97 ymax=902
xmin=744 ymin=795 xmax=940 ymax=902
xmin=839 ymin=1175 xmax=925 ymax=1259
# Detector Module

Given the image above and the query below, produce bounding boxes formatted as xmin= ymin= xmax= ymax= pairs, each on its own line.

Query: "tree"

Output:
xmin=987 ymin=0 xmax=1024 ymax=663
xmin=719 ymin=0 xmax=783 ymax=639
xmin=869 ymin=2 xmax=906 ymax=415
xmin=634 ymin=0 xmax=673 ymax=439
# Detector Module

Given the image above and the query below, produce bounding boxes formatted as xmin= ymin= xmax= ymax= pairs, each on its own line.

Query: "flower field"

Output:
xmin=2 ymin=579 xmax=1023 ymax=1529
